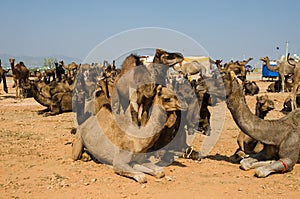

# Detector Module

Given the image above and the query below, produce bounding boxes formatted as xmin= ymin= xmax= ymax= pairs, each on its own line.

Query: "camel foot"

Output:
xmin=81 ymin=152 xmax=92 ymax=162
xmin=229 ymin=154 xmax=242 ymax=164
xmin=37 ymin=109 xmax=49 ymax=115
xmin=133 ymin=173 xmax=147 ymax=183
xmin=240 ymin=158 xmax=258 ymax=170
xmin=133 ymin=163 xmax=165 ymax=179
xmin=182 ymin=147 xmax=202 ymax=160
xmin=255 ymin=166 xmax=272 ymax=178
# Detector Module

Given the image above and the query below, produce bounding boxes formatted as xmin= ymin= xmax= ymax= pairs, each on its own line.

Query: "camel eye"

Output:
xmin=163 ymin=98 xmax=171 ymax=103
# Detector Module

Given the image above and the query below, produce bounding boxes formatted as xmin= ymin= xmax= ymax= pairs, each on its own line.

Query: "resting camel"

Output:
xmin=281 ymin=94 xmax=300 ymax=113
xmin=260 ymin=56 xmax=295 ymax=92
xmin=0 ymin=59 xmax=8 ymax=93
xmin=243 ymin=80 xmax=259 ymax=96
xmin=266 ymin=74 xmax=293 ymax=93
xmin=9 ymin=58 xmax=29 ymax=98
xmin=287 ymin=53 xmax=300 ymax=111
xmin=30 ymin=81 xmax=72 ymax=116
xmin=223 ymin=71 xmax=300 ymax=177
xmin=174 ymin=60 xmax=211 ymax=76
xmin=72 ymin=85 xmax=176 ymax=183
xmin=230 ymin=95 xmax=274 ymax=162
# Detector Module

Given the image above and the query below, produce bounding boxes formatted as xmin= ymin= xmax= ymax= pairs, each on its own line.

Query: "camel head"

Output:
xmin=153 ymin=48 xmax=184 ymax=67
xmin=260 ymin=56 xmax=269 ymax=63
xmin=155 ymin=85 xmax=187 ymax=112
xmin=256 ymin=95 xmax=274 ymax=113
xmin=9 ymin=58 xmax=15 ymax=65
xmin=237 ymin=57 xmax=253 ymax=66
xmin=154 ymin=85 xmax=187 ymax=128
xmin=215 ymin=59 xmax=223 ymax=65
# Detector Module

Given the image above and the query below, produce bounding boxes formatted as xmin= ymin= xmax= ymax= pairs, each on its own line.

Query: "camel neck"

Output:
xmin=226 ymin=79 xmax=280 ymax=145
xmin=264 ymin=59 xmax=279 ymax=72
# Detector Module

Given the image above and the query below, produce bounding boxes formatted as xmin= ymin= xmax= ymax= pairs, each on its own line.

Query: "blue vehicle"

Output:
xmin=262 ymin=61 xmax=278 ymax=81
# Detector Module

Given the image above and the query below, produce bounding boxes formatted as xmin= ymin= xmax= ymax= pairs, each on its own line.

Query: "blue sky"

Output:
xmin=1 ymin=0 xmax=299 ymax=64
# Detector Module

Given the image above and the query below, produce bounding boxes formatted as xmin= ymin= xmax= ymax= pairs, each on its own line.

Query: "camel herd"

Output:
xmin=0 ymin=48 xmax=299 ymax=182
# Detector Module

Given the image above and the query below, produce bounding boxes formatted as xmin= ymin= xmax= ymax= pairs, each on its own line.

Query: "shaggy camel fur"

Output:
xmin=9 ymin=58 xmax=29 ymax=98
xmin=230 ymin=95 xmax=274 ymax=162
xmin=223 ymin=71 xmax=300 ymax=177
xmin=287 ymin=53 xmax=300 ymax=110
xmin=260 ymin=56 xmax=295 ymax=92
xmin=72 ymin=86 xmax=173 ymax=183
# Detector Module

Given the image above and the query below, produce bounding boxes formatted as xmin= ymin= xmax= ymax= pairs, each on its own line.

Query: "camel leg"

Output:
xmin=291 ymin=84 xmax=299 ymax=111
xmin=281 ymin=77 xmax=285 ymax=93
xmin=255 ymin=158 xmax=292 ymax=178
xmin=16 ymin=81 xmax=19 ymax=99
xmin=132 ymin=163 xmax=165 ymax=179
xmin=2 ymin=75 xmax=8 ymax=93
xmin=113 ymin=150 xmax=147 ymax=183
xmin=240 ymin=145 xmax=277 ymax=170
xmin=72 ymin=135 xmax=84 ymax=160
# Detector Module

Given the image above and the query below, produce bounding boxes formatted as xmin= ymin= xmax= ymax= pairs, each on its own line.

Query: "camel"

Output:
xmin=113 ymin=49 xmax=184 ymax=126
xmin=281 ymin=94 xmax=300 ymax=113
xmin=260 ymin=56 xmax=295 ymax=92
xmin=30 ymin=81 xmax=72 ymax=116
xmin=230 ymin=95 xmax=274 ymax=162
xmin=55 ymin=62 xmax=65 ymax=82
xmin=266 ymin=74 xmax=293 ymax=93
xmin=44 ymin=69 xmax=56 ymax=84
xmin=243 ymin=80 xmax=259 ymax=96
xmin=72 ymin=85 xmax=174 ymax=183
xmin=224 ymin=57 xmax=253 ymax=81
xmin=9 ymin=58 xmax=29 ymax=98
xmin=287 ymin=53 xmax=300 ymax=110
xmin=0 ymin=59 xmax=9 ymax=93
xmin=223 ymin=71 xmax=300 ymax=177
xmin=214 ymin=59 xmax=224 ymax=73
xmin=174 ymin=60 xmax=210 ymax=76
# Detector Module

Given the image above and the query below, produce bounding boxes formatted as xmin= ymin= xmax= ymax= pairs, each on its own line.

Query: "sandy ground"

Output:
xmin=0 ymin=73 xmax=299 ymax=199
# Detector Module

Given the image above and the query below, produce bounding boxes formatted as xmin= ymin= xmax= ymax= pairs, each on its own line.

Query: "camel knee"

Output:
xmin=72 ymin=136 xmax=84 ymax=160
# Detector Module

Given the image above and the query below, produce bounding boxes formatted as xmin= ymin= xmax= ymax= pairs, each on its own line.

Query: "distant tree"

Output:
xmin=42 ymin=57 xmax=58 ymax=69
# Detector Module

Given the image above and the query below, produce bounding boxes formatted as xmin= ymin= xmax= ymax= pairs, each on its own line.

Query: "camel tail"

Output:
xmin=287 ymin=53 xmax=296 ymax=67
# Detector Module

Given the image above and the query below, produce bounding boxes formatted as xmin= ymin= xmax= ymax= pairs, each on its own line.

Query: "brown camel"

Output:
xmin=224 ymin=57 xmax=253 ymax=81
xmin=287 ymin=53 xmax=300 ymax=110
xmin=266 ymin=74 xmax=293 ymax=93
xmin=281 ymin=94 xmax=300 ymax=113
xmin=223 ymin=71 xmax=300 ymax=177
xmin=72 ymin=85 xmax=172 ymax=183
xmin=243 ymin=80 xmax=259 ymax=96
xmin=230 ymin=95 xmax=274 ymax=162
xmin=113 ymin=49 xmax=184 ymax=126
xmin=9 ymin=58 xmax=29 ymax=98
xmin=260 ymin=56 xmax=295 ymax=92
xmin=30 ymin=81 xmax=72 ymax=116
xmin=0 ymin=59 xmax=9 ymax=93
